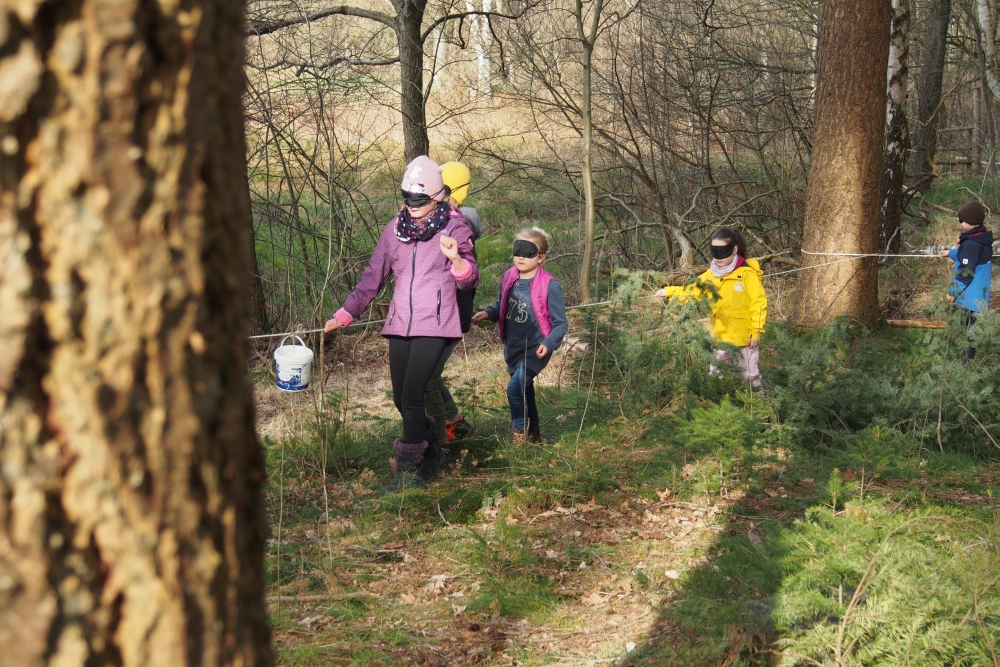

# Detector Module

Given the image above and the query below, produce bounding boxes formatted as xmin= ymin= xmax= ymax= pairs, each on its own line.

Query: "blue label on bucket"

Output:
xmin=276 ymin=372 xmax=308 ymax=391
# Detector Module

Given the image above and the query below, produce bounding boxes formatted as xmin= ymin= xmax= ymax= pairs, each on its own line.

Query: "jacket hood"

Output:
xmin=730 ymin=257 xmax=762 ymax=277
xmin=459 ymin=206 xmax=483 ymax=240
xmin=961 ymin=226 xmax=994 ymax=247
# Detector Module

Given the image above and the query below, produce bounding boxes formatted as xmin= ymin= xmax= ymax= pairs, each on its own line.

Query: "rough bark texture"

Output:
xmin=0 ymin=0 xmax=273 ymax=665
xmin=911 ymin=0 xmax=951 ymax=182
xmin=795 ymin=0 xmax=890 ymax=327
xmin=398 ymin=0 xmax=431 ymax=160
xmin=880 ymin=0 xmax=911 ymax=253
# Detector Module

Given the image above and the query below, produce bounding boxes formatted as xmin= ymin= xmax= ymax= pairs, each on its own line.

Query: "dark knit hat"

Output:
xmin=958 ymin=201 xmax=986 ymax=226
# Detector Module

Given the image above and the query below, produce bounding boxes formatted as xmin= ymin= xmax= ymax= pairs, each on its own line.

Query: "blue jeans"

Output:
xmin=507 ymin=363 xmax=539 ymax=435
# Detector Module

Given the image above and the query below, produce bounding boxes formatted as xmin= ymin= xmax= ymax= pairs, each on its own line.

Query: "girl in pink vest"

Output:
xmin=473 ymin=228 xmax=568 ymax=442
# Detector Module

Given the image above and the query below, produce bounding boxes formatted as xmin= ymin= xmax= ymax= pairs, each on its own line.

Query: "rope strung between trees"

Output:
xmin=763 ymin=248 xmax=944 ymax=278
xmin=248 ymin=250 xmax=949 ymax=341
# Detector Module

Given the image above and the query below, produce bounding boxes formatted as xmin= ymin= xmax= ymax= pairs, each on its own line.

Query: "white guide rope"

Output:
xmin=250 ymin=249 xmax=949 ymax=341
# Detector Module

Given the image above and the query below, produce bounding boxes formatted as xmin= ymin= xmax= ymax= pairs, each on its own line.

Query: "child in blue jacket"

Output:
xmin=939 ymin=201 xmax=993 ymax=362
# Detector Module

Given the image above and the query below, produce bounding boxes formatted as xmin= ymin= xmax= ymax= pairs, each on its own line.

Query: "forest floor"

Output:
xmin=254 ymin=298 xmax=1000 ymax=665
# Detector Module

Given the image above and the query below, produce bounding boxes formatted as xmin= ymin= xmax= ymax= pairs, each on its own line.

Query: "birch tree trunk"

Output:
xmin=911 ymin=0 xmax=951 ymax=182
xmin=0 ymin=0 xmax=272 ymax=664
xmin=880 ymin=0 xmax=911 ymax=254
xmin=469 ymin=0 xmax=493 ymax=98
xmin=795 ymin=0 xmax=891 ymax=327
xmin=974 ymin=13 xmax=998 ymax=175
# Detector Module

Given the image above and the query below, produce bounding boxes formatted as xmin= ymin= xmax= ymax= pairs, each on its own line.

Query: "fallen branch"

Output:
xmin=886 ymin=319 xmax=946 ymax=329
xmin=267 ymin=592 xmax=371 ymax=603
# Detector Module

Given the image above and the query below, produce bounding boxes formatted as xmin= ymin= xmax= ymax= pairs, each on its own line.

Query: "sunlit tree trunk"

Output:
xmin=881 ymin=0 xmax=911 ymax=253
xmin=468 ymin=0 xmax=494 ymax=98
xmin=576 ymin=0 xmax=605 ymax=304
xmin=795 ymin=0 xmax=890 ymax=327
xmin=0 ymin=0 xmax=273 ymax=664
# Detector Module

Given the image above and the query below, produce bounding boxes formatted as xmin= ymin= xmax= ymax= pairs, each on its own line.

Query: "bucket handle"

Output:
xmin=277 ymin=335 xmax=308 ymax=348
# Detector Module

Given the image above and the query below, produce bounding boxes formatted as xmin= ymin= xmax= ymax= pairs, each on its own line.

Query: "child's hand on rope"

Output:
xmin=471 ymin=311 xmax=489 ymax=324
xmin=747 ymin=337 xmax=759 ymax=348
xmin=939 ymin=249 xmax=951 ymax=258
xmin=536 ymin=344 xmax=548 ymax=358
xmin=324 ymin=318 xmax=342 ymax=334
xmin=655 ymin=287 xmax=666 ymax=297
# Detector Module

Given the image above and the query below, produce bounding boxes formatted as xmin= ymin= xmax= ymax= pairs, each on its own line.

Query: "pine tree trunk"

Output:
xmin=911 ymin=0 xmax=952 ymax=182
xmin=399 ymin=0 xmax=431 ymax=160
xmin=880 ymin=0 xmax=911 ymax=254
xmin=0 ymin=0 xmax=273 ymax=664
xmin=795 ymin=0 xmax=891 ymax=327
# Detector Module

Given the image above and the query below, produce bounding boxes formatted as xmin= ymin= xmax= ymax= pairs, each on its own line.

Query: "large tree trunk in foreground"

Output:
xmin=0 ymin=0 xmax=273 ymax=664
xmin=880 ymin=0 xmax=911 ymax=253
xmin=795 ymin=0 xmax=890 ymax=327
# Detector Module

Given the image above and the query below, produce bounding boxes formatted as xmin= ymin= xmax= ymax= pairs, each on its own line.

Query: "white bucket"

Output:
xmin=274 ymin=335 xmax=314 ymax=392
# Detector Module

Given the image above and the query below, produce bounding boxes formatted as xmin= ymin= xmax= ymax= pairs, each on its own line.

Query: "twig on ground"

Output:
xmin=267 ymin=592 xmax=371 ymax=603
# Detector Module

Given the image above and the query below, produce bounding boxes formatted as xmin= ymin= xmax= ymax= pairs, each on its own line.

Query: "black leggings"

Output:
xmin=388 ymin=337 xmax=450 ymax=444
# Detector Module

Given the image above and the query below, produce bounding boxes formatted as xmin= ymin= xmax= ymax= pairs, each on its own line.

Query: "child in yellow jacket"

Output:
xmin=656 ymin=228 xmax=768 ymax=388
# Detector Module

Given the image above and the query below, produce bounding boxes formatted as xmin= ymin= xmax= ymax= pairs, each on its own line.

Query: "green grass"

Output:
xmin=922 ymin=175 xmax=1000 ymax=213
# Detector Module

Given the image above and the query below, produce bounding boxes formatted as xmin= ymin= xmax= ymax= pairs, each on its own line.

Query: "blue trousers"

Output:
xmin=507 ymin=363 xmax=539 ymax=435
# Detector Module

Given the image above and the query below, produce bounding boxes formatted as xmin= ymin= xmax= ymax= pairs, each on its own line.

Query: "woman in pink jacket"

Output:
xmin=324 ymin=156 xmax=480 ymax=493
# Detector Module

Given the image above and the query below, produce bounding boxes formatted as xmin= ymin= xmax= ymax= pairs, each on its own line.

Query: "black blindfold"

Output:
xmin=710 ymin=243 xmax=735 ymax=260
xmin=513 ymin=240 xmax=539 ymax=258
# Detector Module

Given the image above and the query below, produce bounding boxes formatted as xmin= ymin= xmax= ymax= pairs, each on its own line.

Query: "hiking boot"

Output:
xmin=444 ymin=414 xmax=474 ymax=442
xmin=418 ymin=440 xmax=449 ymax=483
xmin=381 ymin=439 xmax=428 ymax=494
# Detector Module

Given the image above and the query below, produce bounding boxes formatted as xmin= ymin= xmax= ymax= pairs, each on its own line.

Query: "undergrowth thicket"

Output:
xmin=261 ymin=301 xmax=1000 ymax=665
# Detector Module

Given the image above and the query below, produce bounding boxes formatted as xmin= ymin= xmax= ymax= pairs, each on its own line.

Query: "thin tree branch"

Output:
xmin=249 ymin=5 xmax=397 ymax=36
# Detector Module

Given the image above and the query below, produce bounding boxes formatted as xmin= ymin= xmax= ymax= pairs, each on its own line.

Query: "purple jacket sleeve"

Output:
xmin=339 ymin=223 xmax=394 ymax=319
xmin=446 ymin=210 xmax=479 ymax=290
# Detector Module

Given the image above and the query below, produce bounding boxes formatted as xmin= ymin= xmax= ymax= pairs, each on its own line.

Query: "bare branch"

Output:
xmin=248 ymin=5 xmax=397 ymax=36
xmin=420 ymin=7 xmax=535 ymax=42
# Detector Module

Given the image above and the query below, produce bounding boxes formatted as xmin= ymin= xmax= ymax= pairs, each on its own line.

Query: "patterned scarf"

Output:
xmin=395 ymin=202 xmax=451 ymax=242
